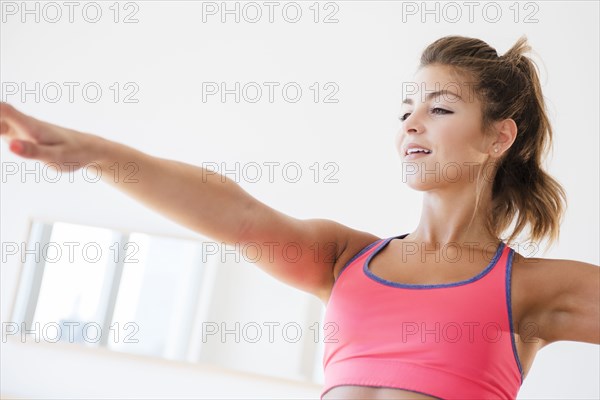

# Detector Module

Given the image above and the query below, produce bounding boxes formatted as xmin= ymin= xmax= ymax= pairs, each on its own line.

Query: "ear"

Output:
xmin=490 ymin=118 xmax=517 ymax=157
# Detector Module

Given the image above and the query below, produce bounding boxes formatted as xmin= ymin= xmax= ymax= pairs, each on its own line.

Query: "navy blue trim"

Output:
xmin=505 ymin=247 xmax=525 ymax=385
xmin=334 ymin=237 xmax=386 ymax=283
xmin=363 ymin=235 xmax=505 ymax=289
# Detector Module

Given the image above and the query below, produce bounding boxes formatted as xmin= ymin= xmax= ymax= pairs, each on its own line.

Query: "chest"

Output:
xmin=369 ymin=248 xmax=496 ymax=285
xmin=331 ymin=241 xmax=541 ymax=379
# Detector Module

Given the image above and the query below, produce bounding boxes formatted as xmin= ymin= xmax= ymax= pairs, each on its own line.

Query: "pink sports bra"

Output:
xmin=321 ymin=233 xmax=524 ymax=399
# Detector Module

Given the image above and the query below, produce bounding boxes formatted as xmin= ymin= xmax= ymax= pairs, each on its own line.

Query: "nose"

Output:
xmin=402 ymin=110 xmax=424 ymax=135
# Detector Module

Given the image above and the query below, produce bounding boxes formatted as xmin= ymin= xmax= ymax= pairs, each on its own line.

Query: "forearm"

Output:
xmin=88 ymin=134 xmax=255 ymax=243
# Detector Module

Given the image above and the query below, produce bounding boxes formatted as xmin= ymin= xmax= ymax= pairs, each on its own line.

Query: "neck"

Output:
xmin=405 ymin=186 xmax=499 ymax=249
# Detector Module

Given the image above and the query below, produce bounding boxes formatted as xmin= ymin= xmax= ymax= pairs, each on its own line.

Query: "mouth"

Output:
xmin=404 ymin=148 xmax=432 ymax=160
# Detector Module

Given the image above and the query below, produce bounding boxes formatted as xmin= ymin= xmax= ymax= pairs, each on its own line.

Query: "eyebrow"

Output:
xmin=402 ymin=90 xmax=464 ymax=105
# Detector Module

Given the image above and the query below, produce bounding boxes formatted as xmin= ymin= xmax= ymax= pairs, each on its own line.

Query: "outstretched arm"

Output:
xmin=0 ymin=101 xmax=256 ymax=243
xmin=0 ymin=102 xmax=354 ymax=301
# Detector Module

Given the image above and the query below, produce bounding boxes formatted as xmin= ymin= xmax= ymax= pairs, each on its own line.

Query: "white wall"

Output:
xmin=1 ymin=1 xmax=598 ymax=399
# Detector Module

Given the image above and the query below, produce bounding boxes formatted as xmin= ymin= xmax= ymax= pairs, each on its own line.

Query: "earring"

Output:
xmin=494 ymin=148 xmax=499 ymax=153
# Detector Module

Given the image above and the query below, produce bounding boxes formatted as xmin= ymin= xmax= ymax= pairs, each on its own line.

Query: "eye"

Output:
xmin=398 ymin=108 xmax=452 ymax=122
xmin=431 ymin=107 xmax=451 ymax=115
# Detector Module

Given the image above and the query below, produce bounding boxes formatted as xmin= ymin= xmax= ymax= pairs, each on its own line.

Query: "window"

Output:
xmin=10 ymin=219 xmax=325 ymax=384
xmin=12 ymin=220 xmax=205 ymax=360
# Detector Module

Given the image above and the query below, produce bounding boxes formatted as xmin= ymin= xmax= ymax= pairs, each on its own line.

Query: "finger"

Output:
xmin=0 ymin=102 xmax=38 ymax=138
xmin=8 ymin=139 xmax=23 ymax=153
xmin=9 ymin=139 xmax=57 ymax=161
xmin=0 ymin=102 xmax=24 ymax=124
xmin=0 ymin=116 xmax=17 ymax=139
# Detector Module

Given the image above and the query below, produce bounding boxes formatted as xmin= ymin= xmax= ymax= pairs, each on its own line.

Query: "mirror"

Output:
xmin=9 ymin=219 xmax=326 ymax=384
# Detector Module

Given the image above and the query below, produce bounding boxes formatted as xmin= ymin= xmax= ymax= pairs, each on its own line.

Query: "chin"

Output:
xmin=403 ymin=177 xmax=437 ymax=192
xmin=401 ymin=160 xmax=434 ymax=187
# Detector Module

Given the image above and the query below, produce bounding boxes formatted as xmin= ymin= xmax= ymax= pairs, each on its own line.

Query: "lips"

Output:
xmin=405 ymin=151 xmax=431 ymax=160
xmin=404 ymin=143 xmax=432 ymax=157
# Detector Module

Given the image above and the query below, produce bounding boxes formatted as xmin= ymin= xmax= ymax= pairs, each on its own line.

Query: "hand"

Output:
xmin=0 ymin=102 xmax=102 ymax=171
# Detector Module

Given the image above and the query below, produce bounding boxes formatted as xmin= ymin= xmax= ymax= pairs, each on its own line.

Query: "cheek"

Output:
xmin=442 ymin=124 xmax=482 ymax=153
xmin=445 ymin=140 xmax=485 ymax=163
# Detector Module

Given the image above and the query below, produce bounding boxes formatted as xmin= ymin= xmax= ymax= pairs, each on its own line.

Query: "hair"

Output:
xmin=418 ymin=35 xmax=567 ymax=251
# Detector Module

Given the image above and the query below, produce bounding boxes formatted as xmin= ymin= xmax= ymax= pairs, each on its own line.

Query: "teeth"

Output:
xmin=407 ymin=148 xmax=431 ymax=155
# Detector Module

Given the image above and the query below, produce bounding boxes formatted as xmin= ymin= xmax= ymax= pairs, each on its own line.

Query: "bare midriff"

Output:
xmin=322 ymin=385 xmax=440 ymax=399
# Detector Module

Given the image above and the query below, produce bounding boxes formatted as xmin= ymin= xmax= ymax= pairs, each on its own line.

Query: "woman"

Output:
xmin=1 ymin=35 xmax=598 ymax=399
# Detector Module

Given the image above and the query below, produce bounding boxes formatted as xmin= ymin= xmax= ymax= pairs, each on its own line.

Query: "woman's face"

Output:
xmin=395 ymin=64 xmax=494 ymax=191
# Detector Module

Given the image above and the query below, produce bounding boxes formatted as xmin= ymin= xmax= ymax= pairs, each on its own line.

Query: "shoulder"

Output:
xmin=333 ymin=231 xmax=383 ymax=279
xmin=510 ymin=252 xmax=600 ymax=345
xmin=510 ymin=253 xmax=561 ymax=318
xmin=318 ymin=230 xmax=382 ymax=303
xmin=510 ymin=252 xmax=597 ymax=295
